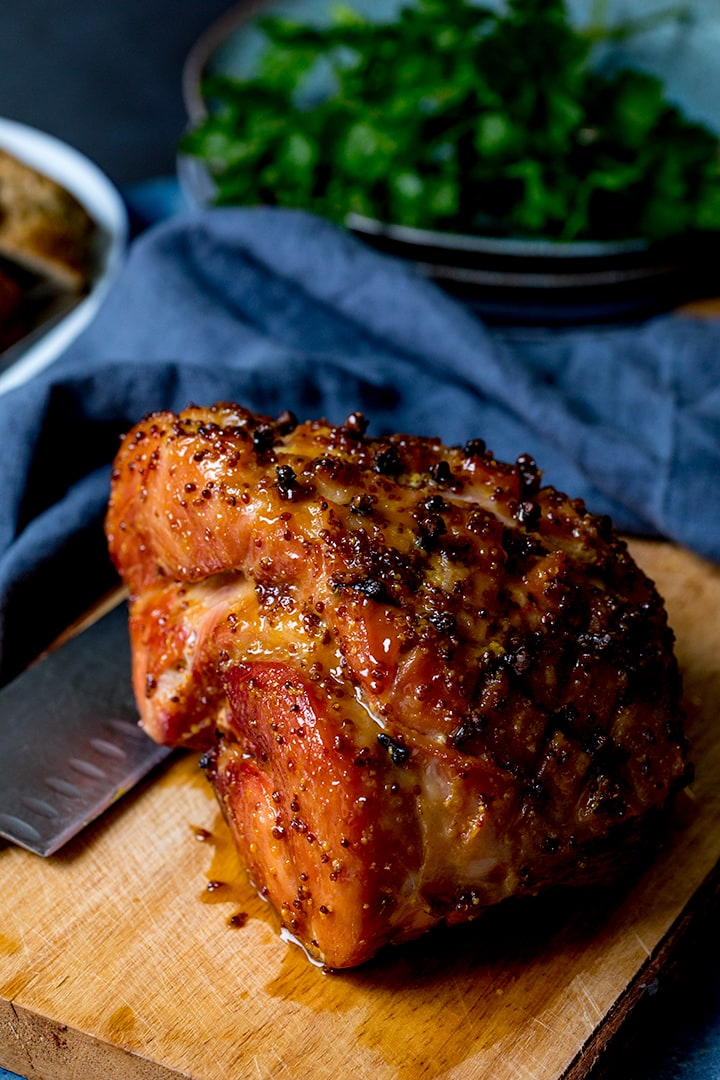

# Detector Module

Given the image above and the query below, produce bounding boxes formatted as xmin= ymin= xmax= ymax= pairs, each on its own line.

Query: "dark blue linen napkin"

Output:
xmin=0 ymin=204 xmax=718 ymax=682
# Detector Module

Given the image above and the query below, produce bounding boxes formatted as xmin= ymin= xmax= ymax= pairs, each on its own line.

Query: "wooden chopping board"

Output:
xmin=1 ymin=538 xmax=720 ymax=1080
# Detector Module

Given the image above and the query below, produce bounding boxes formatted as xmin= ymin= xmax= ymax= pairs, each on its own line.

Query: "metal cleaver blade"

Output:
xmin=0 ymin=599 xmax=171 ymax=856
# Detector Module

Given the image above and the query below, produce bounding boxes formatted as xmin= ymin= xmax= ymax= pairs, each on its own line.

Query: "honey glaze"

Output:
xmin=260 ymin=884 xmax=626 ymax=1079
xmin=191 ymin=812 xmax=278 ymax=936
xmin=190 ymin=805 xmax=348 ymax=973
xmin=103 ymin=1003 xmax=136 ymax=1045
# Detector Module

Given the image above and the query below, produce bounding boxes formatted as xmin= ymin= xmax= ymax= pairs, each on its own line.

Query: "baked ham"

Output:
xmin=105 ymin=403 xmax=690 ymax=968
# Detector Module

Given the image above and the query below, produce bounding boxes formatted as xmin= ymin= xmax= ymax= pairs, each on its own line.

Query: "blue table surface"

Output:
xmin=1 ymin=179 xmax=719 ymax=1080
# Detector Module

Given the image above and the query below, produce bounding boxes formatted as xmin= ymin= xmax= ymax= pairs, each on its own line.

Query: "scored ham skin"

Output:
xmin=106 ymin=403 xmax=690 ymax=968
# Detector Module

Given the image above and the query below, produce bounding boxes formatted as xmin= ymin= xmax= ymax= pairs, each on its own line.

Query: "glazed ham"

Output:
xmin=106 ymin=403 xmax=690 ymax=968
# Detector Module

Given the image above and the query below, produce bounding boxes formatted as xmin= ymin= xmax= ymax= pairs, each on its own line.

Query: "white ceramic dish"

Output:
xmin=0 ymin=117 xmax=128 ymax=395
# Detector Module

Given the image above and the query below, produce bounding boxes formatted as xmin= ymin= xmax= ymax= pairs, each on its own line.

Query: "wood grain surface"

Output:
xmin=1 ymin=538 xmax=719 ymax=1080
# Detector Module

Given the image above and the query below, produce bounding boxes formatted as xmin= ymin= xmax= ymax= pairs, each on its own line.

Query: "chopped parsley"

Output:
xmin=181 ymin=0 xmax=720 ymax=242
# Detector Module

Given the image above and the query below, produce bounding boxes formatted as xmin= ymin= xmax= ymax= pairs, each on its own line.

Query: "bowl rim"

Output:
xmin=0 ymin=116 xmax=128 ymax=395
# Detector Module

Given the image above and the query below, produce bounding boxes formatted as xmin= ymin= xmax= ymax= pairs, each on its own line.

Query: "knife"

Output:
xmin=0 ymin=597 xmax=171 ymax=856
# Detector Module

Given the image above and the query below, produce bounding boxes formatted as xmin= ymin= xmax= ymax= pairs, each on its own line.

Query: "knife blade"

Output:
xmin=0 ymin=598 xmax=171 ymax=856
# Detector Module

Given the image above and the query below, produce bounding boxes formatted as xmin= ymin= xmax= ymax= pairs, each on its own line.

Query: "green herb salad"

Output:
xmin=181 ymin=0 xmax=720 ymax=243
